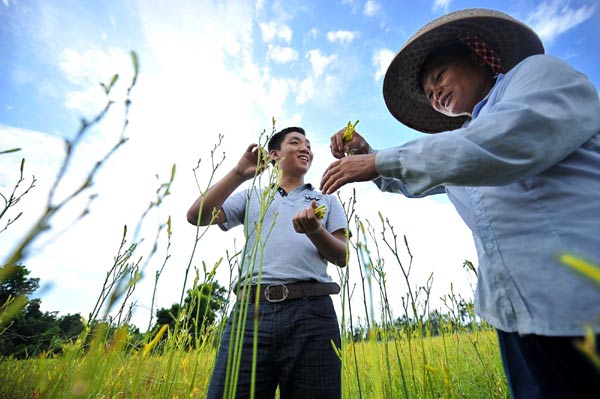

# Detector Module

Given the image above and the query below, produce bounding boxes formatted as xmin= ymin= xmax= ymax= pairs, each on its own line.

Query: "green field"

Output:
xmin=0 ymin=324 xmax=507 ymax=398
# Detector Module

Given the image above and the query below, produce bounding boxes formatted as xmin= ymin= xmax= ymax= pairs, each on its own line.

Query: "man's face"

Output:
xmin=270 ymin=132 xmax=313 ymax=174
xmin=421 ymin=54 xmax=494 ymax=117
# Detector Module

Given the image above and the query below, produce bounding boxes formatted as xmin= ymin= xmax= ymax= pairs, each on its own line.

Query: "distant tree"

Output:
xmin=0 ymin=265 xmax=84 ymax=358
xmin=154 ymin=303 xmax=181 ymax=334
xmin=0 ymin=264 xmax=39 ymax=306
xmin=151 ymin=281 xmax=228 ymax=349
xmin=56 ymin=313 xmax=85 ymax=339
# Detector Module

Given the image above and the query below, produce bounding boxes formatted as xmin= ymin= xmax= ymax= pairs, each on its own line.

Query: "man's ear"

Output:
xmin=269 ymin=149 xmax=279 ymax=162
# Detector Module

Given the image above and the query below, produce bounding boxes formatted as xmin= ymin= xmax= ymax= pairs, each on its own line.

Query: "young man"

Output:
xmin=187 ymin=127 xmax=347 ymax=399
xmin=320 ymin=8 xmax=600 ymax=399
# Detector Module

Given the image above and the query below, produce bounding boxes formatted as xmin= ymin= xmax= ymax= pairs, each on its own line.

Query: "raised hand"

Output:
xmin=234 ymin=143 xmax=269 ymax=180
xmin=329 ymin=127 xmax=371 ymax=159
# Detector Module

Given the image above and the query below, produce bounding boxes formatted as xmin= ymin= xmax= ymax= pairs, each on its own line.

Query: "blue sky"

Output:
xmin=1 ymin=0 xmax=598 ymax=329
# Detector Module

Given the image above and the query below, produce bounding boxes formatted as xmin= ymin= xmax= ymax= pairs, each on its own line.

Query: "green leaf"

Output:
xmin=0 ymin=148 xmax=21 ymax=155
xmin=131 ymin=51 xmax=139 ymax=74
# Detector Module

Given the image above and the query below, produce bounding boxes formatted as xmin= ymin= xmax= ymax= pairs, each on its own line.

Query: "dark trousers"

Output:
xmin=497 ymin=329 xmax=600 ymax=399
xmin=206 ymin=296 xmax=341 ymax=399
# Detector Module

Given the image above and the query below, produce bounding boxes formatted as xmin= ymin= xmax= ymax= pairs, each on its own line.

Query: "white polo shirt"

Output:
xmin=219 ymin=183 xmax=348 ymax=285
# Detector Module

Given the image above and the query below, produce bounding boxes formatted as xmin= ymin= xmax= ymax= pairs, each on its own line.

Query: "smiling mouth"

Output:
xmin=298 ymin=155 xmax=310 ymax=162
xmin=441 ymin=92 xmax=452 ymax=109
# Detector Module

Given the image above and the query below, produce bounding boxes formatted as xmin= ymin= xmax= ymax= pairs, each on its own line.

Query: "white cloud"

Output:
xmin=526 ymin=0 xmax=597 ymax=43
xmin=296 ymin=77 xmax=314 ymax=105
xmin=268 ymin=45 xmax=298 ymax=63
xmin=306 ymin=49 xmax=337 ymax=77
xmin=308 ymin=28 xmax=318 ymax=39
xmin=259 ymin=21 xmax=293 ymax=43
xmin=58 ymin=47 xmax=132 ymax=113
xmin=372 ymin=48 xmax=395 ymax=81
xmin=433 ymin=0 xmax=452 ymax=12
xmin=327 ymin=30 xmax=359 ymax=46
xmin=255 ymin=0 xmax=266 ymax=14
xmin=363 ymin=0 xmax=381 ymax=17
xmin=341 ymin=0 xmax=360 ymax=14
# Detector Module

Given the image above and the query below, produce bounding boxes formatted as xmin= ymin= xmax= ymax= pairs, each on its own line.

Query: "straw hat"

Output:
xmin=383 ymin=8 xmax=544 ymax=133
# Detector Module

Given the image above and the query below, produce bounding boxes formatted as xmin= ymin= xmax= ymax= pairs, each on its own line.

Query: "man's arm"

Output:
xmin=187 ymin=143 xmax=266 ymax=226
xmin=306 ymin=228 xmax=348 ymax=267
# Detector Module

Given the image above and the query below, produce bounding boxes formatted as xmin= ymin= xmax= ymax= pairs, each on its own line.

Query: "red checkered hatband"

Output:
xmin=458 ymin=32 xmax=505 ymax=74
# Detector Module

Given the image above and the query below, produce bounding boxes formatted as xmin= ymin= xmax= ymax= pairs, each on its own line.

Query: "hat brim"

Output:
xmin=383 ymin=8 xmax=544 ymax=133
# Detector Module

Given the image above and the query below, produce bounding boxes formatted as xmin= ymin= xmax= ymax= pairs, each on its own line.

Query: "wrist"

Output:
xmin=305 ymin=225 xmax=324 ymax=237
xmin=231 ymin=168 xmax=249 ymax=182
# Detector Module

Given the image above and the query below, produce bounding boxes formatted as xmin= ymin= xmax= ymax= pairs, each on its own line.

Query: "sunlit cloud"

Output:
xmin=363 ymin=0 xmax=382 ymax=17
xmin=58 ymin=47 xmax=132 ymax=113
xmin=297 ymin=77 xmax=315 ymax=105
xmin=341 ymin=0 xmax=360 ymax=14
xmin=526 ymin=0 xmax=597 ymax=43
xmin=433 ymin=0 xmax=452 ymax=12
xmin=326 ymin=30 xmax=359 ymax=46
xmin=306 ymin=49 xmax=337 ymax=77
xmin=372 ymin=48 xmax=395 ymax=81
xmin=259 ymin=21 xmax=293 ymax=43
xmin=268 ymin=45 xmax=298 ymax=63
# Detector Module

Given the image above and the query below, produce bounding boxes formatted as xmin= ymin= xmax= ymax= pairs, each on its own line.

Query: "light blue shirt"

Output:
xmin=374 ymin=54 xmax=600 ymax=335
xmin=219 ymin=184 xmax=348 ymax=285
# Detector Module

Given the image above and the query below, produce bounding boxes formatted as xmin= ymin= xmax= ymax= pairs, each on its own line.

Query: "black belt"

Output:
xmin=236 ymin=282 xmax=340 ymax=303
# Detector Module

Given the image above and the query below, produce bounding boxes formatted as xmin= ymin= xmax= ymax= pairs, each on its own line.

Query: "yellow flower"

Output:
xmin=142 ymin=324 xmax=168 ymax=356
xmin=314 ymin=204 xmax=327 ymax=219
xmin=559 ymin=253 xmax=600 ymax=286
xmin=342 ymin=120 xmax=359 ymax=144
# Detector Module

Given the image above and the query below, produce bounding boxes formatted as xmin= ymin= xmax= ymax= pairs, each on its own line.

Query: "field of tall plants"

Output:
xmin=0 ymin=52 xmax=514 ymax=399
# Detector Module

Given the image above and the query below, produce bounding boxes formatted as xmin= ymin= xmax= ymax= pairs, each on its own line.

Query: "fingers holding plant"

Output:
xmin=292 ymin=200 xmax=324 ymax=235
xmin=329 ymin=120 xmax=371 ymax=159
xmin=320 ymin=153 xmax=379 ymax=194
xmin=342 ymin=120 xmax=359 ymax=145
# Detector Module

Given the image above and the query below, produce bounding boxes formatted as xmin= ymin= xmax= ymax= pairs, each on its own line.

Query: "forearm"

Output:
xmin=186 ymin=168 xmax=246 ymax=226
xmin=305 ymin=228 xmax=348 ymax=267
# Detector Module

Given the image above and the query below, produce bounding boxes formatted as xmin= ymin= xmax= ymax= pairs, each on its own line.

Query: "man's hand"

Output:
xmin=234 ymin=143 xmax=269 ymax=180
xmin=292 ymin=200 xmax=323 ymax=235
xmin=329 ymin=127 xmax=371 ymax=159
xmin=320 ymin=153 xmax=378 ymax=194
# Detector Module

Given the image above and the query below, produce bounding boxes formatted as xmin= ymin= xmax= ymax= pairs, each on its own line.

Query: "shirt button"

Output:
xmin=486 ymin=242 xmax=494 ymax=249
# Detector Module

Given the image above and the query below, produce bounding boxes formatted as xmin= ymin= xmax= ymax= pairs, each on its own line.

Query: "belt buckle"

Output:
xmin=264 ymin=284 xmax=289 ymax=303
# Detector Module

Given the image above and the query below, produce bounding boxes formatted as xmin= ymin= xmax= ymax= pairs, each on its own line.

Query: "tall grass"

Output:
xmin=0 ymin=329 xmax=505 ymax=398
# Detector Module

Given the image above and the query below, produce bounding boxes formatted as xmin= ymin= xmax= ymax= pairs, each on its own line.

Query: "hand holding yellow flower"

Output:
xmin=314 ymin=204 xmax=327 ymax=219
xmin=342 ymin=120 xmax=360 ymax=144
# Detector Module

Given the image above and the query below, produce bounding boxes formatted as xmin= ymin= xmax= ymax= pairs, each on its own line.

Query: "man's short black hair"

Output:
xmin=268 ymin=127 xmax=306 ymax=152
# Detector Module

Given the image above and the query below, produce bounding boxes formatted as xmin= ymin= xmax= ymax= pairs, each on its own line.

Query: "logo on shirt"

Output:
xmin=304 ymin=194 xmax=322 ymax=202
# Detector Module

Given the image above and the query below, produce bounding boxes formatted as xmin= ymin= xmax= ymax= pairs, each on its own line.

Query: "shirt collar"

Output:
xmin=272 ymin=183 xmax=313 ymax=197
xmin=472 ymin=73 xmax=506 ymax=120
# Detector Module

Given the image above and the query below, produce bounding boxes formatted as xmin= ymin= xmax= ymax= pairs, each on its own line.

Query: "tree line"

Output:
xmin=0 ymin=263 xmax=227 ymax=358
